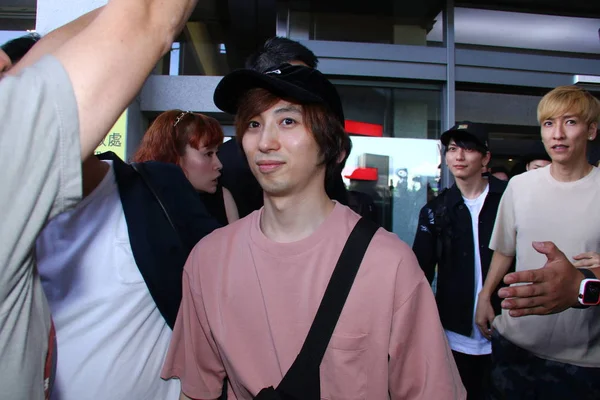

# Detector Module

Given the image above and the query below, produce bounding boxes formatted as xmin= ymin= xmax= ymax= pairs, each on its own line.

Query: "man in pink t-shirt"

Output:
xmin=161 ymin=64 xmax=465 ymax=400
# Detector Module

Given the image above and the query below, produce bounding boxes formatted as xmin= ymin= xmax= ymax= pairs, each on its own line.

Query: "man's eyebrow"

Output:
xmin=545 ymin=114 xmax=578 ymax=121
xmin=273 ymin=105 xmax=302 ymax=114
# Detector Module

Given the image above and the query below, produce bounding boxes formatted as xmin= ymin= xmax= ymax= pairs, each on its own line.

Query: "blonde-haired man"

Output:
xmin=475 ymin=85 xmax=600 ymax=399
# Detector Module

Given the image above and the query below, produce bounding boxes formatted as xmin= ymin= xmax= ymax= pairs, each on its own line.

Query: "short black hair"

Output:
xmin=1 ymin=33 xmax=40 ymax=63
xmin=245 ymin=37 xmax=318 ymax=73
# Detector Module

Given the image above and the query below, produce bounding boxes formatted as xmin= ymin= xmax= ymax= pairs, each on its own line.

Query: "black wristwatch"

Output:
xmin=574 ymin=268 xmax=600 ymax=308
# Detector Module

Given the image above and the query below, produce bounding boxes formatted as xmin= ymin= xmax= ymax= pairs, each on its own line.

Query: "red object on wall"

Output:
xmin=344 ymin=167 xmax=378 ymax=181
xmin=345 ymin=120 xmax=383 ymax=137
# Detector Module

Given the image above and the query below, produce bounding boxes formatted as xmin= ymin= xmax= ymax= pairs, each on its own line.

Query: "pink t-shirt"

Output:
xmin=162 ymin=203 xmax=465 ymax=400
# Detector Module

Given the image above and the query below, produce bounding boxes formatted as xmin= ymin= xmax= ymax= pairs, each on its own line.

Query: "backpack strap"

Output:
xmin=272 ymin=217 xmax=379 ymax=399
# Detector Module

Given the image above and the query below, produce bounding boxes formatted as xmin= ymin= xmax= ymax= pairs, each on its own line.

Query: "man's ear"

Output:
xmin=337 ymin=150 xmax=347 ymax=164
xmin=482 ymin=151 xmax=492 ymax=168
xmin=588 ymin=122 xmax=598 ymax=141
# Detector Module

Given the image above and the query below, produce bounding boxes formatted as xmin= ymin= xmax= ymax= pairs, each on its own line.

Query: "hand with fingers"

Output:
xmin=573 ymin=252 xmax=600 ymax=268
xmin=475 ymin=293 xmax=495 ymax=340
xmin=498 ymin=241 xmax=585 ymax=317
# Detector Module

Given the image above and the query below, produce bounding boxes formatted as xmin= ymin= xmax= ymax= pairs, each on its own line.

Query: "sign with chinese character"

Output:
xmin=94 ymin=111 xmax=128 ymax=160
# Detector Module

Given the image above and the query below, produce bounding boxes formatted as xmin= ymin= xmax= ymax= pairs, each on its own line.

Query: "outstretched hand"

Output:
xmin=573 ymin=252 xmax=600 ymax=268
xmin=498 ymin=241 xmax=583 ymax=317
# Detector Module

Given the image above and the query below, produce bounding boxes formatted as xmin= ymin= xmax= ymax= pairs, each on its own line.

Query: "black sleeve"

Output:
xmin=412 ymin=205 xmax=438 ymax=284
xmin=144 ymin=161 xmax=222 ymax=249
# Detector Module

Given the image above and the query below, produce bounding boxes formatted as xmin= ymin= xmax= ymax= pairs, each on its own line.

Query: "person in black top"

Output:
xmin=412 ymin=121 xmax=509 ymax=400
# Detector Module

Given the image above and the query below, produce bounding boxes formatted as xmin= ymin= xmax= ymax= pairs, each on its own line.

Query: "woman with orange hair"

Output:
xmin=133 ymin=110 xmax=239 ymax=224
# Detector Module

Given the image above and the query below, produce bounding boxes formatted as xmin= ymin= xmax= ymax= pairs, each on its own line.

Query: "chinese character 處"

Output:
xmin=108 ymin=133 xmax=122 ymax=147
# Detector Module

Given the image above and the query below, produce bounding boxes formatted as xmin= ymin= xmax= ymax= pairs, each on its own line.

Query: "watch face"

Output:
xmin=583 ymin=280 xmax=600 ymax=305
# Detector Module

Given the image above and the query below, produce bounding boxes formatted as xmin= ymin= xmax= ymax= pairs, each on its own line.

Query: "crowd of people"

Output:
xmin=1 ymin=1 xmax=599 ymax=399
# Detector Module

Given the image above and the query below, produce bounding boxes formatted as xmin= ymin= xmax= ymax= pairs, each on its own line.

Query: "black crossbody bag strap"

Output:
xmin=254 ymin=217 xmax=379 ymax=400
xmin=130 ymin=162 xmax=189 ymax=252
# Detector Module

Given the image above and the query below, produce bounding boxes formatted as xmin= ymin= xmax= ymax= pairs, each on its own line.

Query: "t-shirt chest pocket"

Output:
xmin=320 ymin=333 xmax=368 ymax=400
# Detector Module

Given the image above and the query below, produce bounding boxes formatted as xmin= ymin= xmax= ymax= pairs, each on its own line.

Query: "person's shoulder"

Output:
xmin=184 ymin=214 xmax=253 ymax=280
xmin=417 ymin=188 xmax=446 ymax=216
xmin=137 ymin=161 xmax=199 ymax=203
xmin=335 ymin=205 xmax=415 ymax=271
xmin=341 ymin=206 xmax=416 ymax=270
xmin=195 ymin=212 xmax=253 ymax=249
xmin=366 ymin=228 xmax=425 ymax=289
xmin=503 ymin=167 xmax=548 ymax=198
xmin=2 ymin=55 xmax=76 ymax=128
xmin=589 ymin=166 xmax=600 ymax=182
xmin=139 ymin=160 xmax=187 ymax=180
xmin=139 ymin=161 xmax=200 ymax=198
xmin=371 ymin=227 xmax=413 ymax=257
xmin=512 ymin=165 xmax=546 ymax=184
xmin=489 ymin=175 xmax=509 ymax=192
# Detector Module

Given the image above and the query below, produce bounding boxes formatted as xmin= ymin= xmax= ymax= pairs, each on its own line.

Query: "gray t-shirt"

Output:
xmin=0 ymin=56 xmax=81 ymax=399
xmin=490 ymin=165 xmax=600 ymax=367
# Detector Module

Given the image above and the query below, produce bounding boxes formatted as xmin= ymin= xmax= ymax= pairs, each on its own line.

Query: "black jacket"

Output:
xmin=412 ymin=176 xmax=510 ymax=337
xmin=97 ymin=152 xmax=222 ymax=329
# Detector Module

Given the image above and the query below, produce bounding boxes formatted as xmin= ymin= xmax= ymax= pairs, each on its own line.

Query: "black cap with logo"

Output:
xmin=440 ymin=121 xmax=489 ymax=151
xmin=213 ymin=63 xmax=345 ymax=124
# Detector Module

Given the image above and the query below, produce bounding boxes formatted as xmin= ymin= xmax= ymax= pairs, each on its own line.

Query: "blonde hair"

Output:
xmin=537 ymin=86 xmax=600 ymax=126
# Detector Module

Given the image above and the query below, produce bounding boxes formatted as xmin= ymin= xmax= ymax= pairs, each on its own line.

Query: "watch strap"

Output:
xmin=578 ymin=268 xmax=596 ymax=280
xmin=575 ymin=268 xmax=599 ymax=308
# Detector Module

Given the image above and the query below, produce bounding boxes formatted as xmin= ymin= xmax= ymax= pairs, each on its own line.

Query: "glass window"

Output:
xmin=335 ymin=84 xmax=441 ymax=139
xmin=280 ymin=0 xmax=444 ymax=47
xmin=336 ymin=83 xmax=442 ymax=245
xmin=343 ymin=137 xmax=440 ymax=246
xmin=428 ymin=8 xmax=600 ymax=55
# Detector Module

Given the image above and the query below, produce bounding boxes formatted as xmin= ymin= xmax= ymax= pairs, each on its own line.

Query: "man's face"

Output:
xmin=526 ymin=159 xmax=551 ymax=171
xmin=445 ymin=138 xmax=490 ymax=180
xmin=541 ymin=113 xmax=597 ymax=166
xmin=242 ymin=99 xmax=325 ymax=197
xmin=0 ymin=49 xmax=12 ymax=79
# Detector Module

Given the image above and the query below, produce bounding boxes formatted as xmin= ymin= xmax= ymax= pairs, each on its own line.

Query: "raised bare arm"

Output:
xmin=13 ymin=0 xmax=197 ymax=159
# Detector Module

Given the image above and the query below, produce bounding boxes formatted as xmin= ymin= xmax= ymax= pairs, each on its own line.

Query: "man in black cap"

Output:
xmin=161 ymin=64 xmax=465 ymax=399
xmin=413 ymin=121 xmax=509 ymax=400
xmin=217 ymin=37 xmax=348 ymax=218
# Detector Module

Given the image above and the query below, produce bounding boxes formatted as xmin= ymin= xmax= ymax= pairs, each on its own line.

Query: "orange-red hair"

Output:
xmin=132 ymin=110 xmax=224 ymax=164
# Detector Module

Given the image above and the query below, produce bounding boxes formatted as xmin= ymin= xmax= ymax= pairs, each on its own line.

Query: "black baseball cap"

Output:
xmin=213 ymin=63 xmax=345 ymax=124
xmin=440 ymin=121 xmax=489 ymax=150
